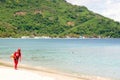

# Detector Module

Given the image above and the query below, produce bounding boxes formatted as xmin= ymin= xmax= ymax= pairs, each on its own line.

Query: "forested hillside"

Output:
xmin=0 ymin=0 xmax=120 ymax=38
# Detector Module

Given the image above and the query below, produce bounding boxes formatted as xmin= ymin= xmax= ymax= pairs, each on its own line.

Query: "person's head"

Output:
xmin=17 ymin=48 xmax=21 ymax=52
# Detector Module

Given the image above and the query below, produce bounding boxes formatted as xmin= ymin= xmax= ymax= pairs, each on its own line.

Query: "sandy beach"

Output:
xmin=0 ymin=60 xmax=113 ymax=80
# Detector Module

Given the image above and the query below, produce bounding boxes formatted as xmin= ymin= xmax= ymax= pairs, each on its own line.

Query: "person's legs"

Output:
xmin=14 ymin=59 xmax=18 ymax=70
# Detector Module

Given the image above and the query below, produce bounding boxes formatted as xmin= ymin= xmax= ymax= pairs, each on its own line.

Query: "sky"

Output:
xmin=65 ymin=0 xmax=120 ymax=22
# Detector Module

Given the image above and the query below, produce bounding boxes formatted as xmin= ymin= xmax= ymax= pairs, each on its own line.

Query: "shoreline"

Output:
xmin=0 ymin=37 xmax=119 ymax=39
xmin=0 ymin=60 xmax=113 ymax=80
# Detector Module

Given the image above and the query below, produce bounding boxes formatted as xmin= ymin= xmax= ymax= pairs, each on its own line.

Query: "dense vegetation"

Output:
xmin=0 ymin=0 xmax=120 ymax=38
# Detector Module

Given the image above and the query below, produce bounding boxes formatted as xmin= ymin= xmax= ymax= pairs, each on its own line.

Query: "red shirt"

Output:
xmin=13 ymin=51 xmax=21 ymax=60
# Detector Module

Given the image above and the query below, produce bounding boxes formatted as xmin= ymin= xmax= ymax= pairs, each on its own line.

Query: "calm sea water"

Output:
xmin=0 ymin=38 xmax=120 ymax=79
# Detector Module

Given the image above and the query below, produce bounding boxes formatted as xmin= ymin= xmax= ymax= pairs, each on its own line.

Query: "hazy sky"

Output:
xmin=65 ymin=0 xmax=120 ymax=22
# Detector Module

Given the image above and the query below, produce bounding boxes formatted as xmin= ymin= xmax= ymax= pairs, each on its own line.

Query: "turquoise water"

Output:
xmin=0 ymin=38 xmax=120 ymax=79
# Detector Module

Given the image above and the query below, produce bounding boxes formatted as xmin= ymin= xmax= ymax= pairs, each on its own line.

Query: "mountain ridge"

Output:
xmin=0 ymin=0 xmax=120 ymax=38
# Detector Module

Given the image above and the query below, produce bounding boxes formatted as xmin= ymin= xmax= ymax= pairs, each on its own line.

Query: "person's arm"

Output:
xmin=19 ymin=52 xmax=22 ymax=62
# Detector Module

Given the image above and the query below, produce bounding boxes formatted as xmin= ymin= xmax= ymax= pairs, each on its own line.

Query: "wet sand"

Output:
xmin=0 ymin=60 xmax=113 ymax=80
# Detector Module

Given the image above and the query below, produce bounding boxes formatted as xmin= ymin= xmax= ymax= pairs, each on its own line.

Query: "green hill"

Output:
xmin=0 ymin=0 xmax=120 ymax=38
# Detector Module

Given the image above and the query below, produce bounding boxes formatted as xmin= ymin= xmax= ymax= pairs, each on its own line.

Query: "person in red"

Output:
xmin=12 ymin=48 xmax=22 ymax=70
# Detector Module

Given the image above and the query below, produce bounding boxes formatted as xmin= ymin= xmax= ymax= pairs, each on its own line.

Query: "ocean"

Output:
xmin=0 ymin=38 xmax=120 ymax=79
